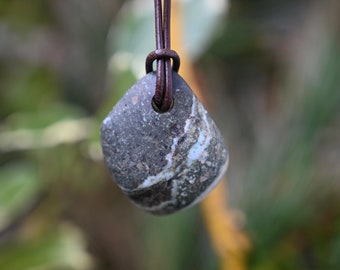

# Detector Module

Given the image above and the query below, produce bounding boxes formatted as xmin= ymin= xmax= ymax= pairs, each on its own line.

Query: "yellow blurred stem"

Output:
xmin=171 ymin=2 xmax=250 ymax=269
xmin=201 ymin=181 xmax=250 ymax=270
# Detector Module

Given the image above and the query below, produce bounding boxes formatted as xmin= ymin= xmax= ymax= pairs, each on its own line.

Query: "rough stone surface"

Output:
xmin=101 ymin=71 xmax=228 ymax=215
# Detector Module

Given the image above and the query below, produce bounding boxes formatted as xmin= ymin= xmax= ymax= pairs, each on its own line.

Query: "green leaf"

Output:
xmin=0 ymin=163 xmax=41 ymax=229
xmin=0 ymin=224 xmax=93 ymax=270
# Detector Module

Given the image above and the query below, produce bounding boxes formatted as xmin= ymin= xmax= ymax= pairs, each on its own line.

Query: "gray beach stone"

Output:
xmin=101 ymin=71 xmax=228 ymax=215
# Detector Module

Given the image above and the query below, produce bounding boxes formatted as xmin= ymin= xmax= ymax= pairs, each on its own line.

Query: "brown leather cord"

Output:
xmin=145 ymin=0 xmax=180 ymax=112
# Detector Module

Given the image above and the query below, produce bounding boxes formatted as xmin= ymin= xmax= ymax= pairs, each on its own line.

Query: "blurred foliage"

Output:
xmin=0 ymin=0 xmax=339 ymax=270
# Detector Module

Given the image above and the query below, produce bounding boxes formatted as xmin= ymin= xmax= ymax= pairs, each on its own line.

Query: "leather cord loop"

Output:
xmin=145 ymin=49 xmax=180 ymax=74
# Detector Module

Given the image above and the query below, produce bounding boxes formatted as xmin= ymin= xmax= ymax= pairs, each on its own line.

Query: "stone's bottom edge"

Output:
xmin=137 ymin=156 xmax=229 ymax=215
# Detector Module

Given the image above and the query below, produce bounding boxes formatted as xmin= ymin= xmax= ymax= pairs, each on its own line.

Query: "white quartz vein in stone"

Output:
xmin=141 ymin=155 xmax=229 ymax=214
xmin=186 ymin=102 xmax=212 ymax=167
xmin=184 ymin=95 xmax=196 ymax=133
xmin=103 ymin=116 xmax=112 ymax=127
xmin=139 ymin=180 xmax=179 ymax=212
xmin=137 ymin=136 xmax=179 ymax=189
xmin=140 ymin=198 xmax=175 ymax=213
xmin=171 ymin=180 xmax=179 ymax=200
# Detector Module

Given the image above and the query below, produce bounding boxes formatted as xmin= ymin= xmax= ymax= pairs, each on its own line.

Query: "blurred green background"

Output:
xmin=0 ymin=0 xmax=339 ymax=269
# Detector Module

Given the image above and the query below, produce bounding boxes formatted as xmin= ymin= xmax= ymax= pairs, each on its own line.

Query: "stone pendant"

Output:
xmin=101 ymin=71 xmax=228 ymax=215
